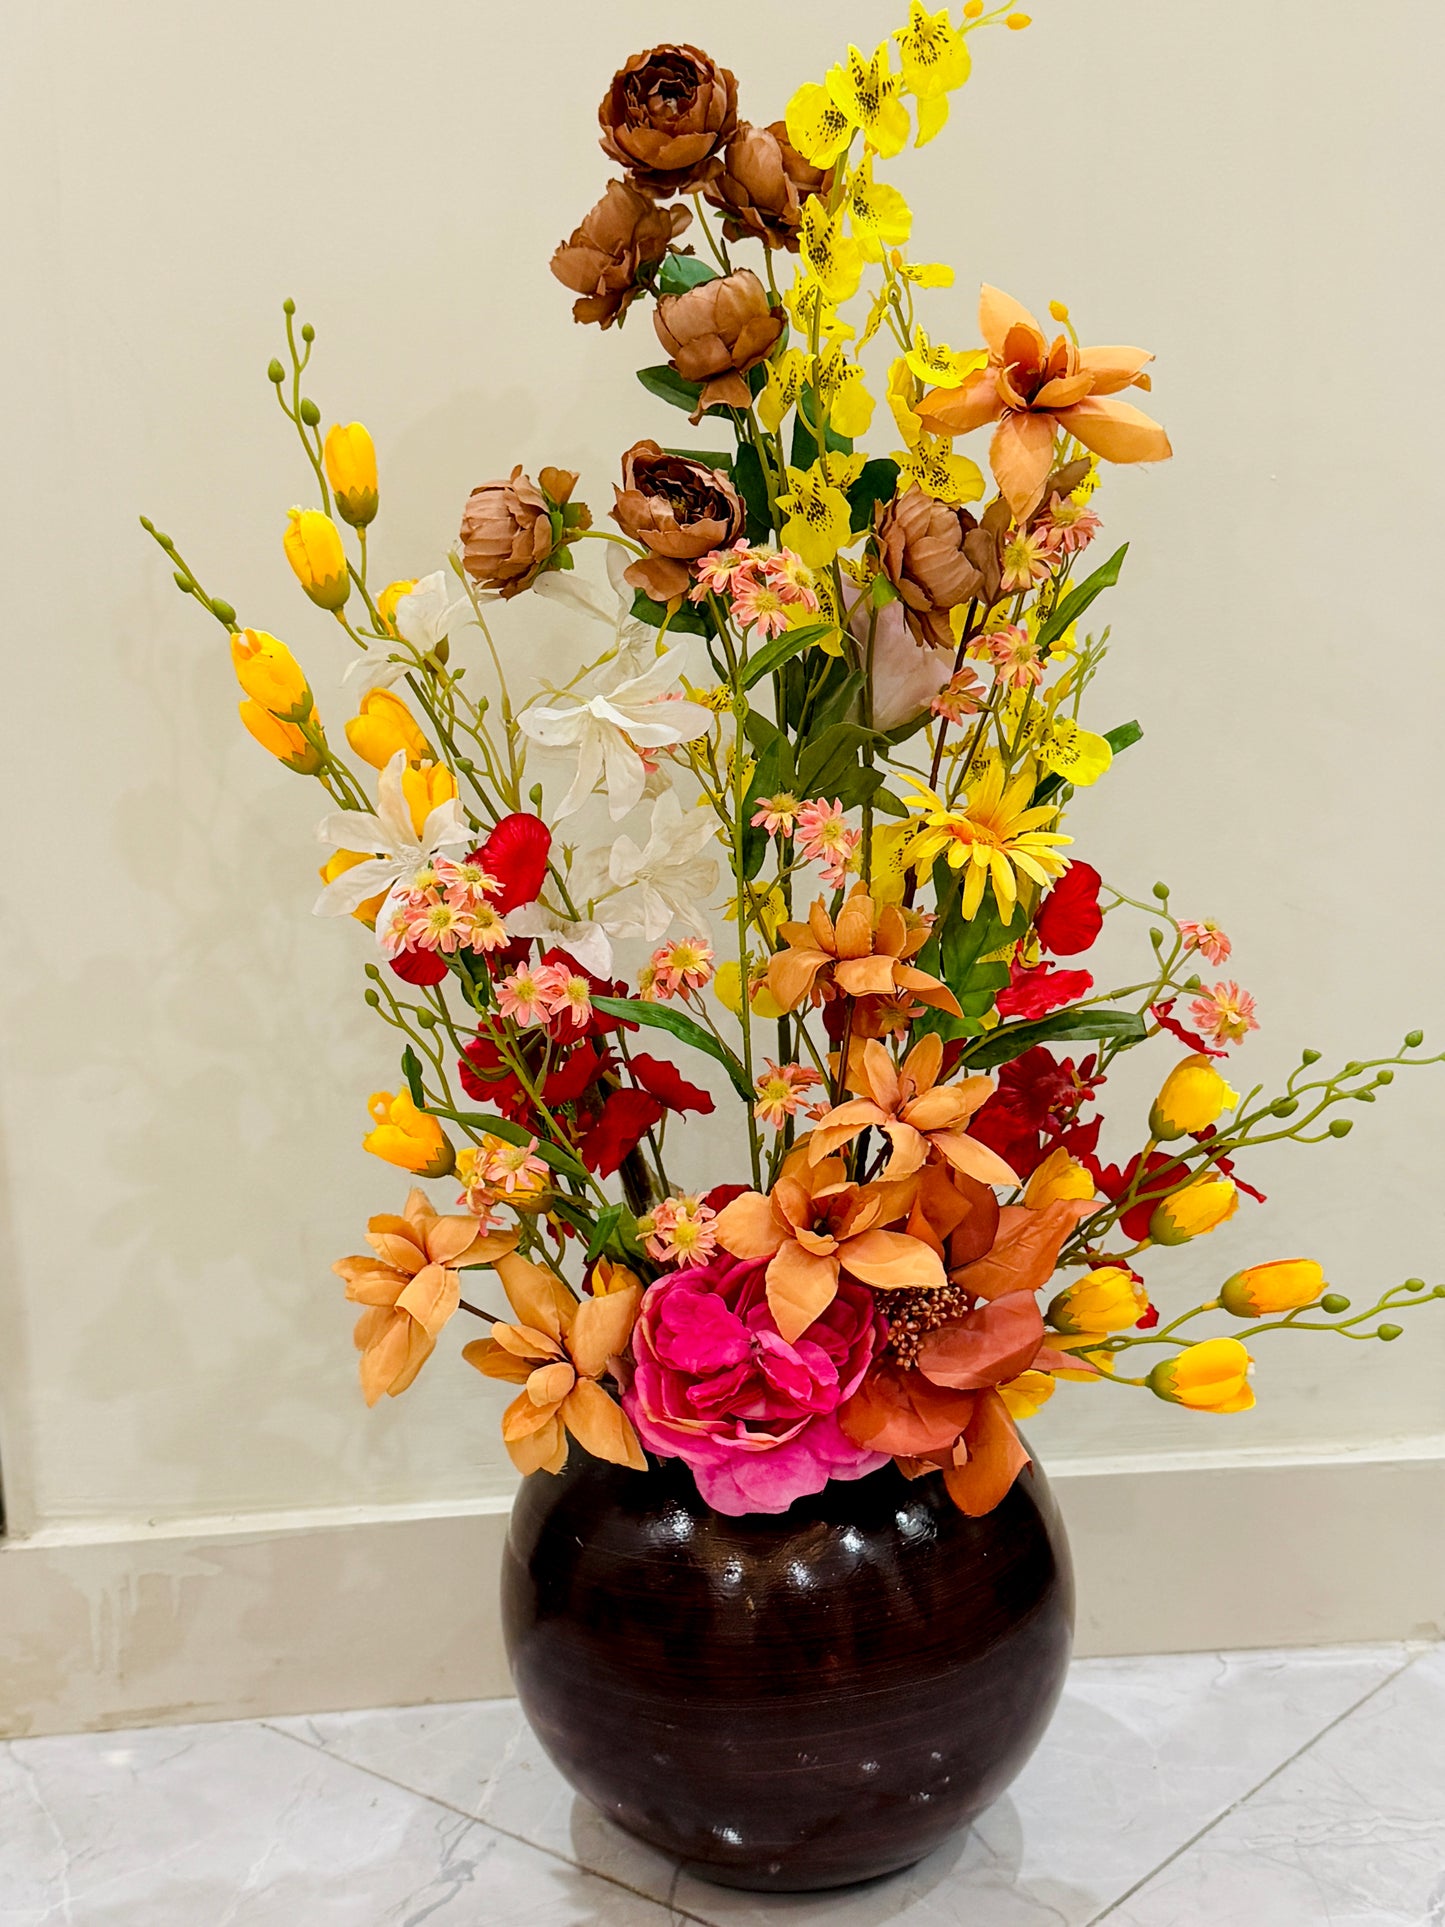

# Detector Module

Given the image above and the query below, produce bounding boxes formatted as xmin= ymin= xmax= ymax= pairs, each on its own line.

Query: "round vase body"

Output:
xmin=502 ymin=1449 xmax=1073 ymax=1893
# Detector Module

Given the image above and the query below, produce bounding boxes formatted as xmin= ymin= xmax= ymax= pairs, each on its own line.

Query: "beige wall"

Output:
xmin=2 ymin=0 xmax=1442 ymax=1559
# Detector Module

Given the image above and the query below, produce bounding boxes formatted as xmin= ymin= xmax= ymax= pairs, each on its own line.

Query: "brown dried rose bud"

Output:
xmin=611 ymin=441 xmax=744 ymax=603
xmin=459 ymin=467 xmax=575 ymax=600
xmin=599 ymin=44 xmax=739 ymax=199
xmin=653 ymin=269 xmax=785 ymax=421
xmin=704 ymin=121 xmax=830 ymax=251
xmin=875 ymin=486 xmax=988 ymax=650
xmin=551 ymin=179 xmax=693 ymax=330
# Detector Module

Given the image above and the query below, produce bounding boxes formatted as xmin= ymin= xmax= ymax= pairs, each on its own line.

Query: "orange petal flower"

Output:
xmin=916 ymin=284 xmax=1171 ymax=518
xmin=810 ymin=1034 xmax=1017 ymax=1187
xmin=333 ymin=1187 xmax=518 ymax=1407
xmin=766 ymin=885 xmax=961 ymax=1038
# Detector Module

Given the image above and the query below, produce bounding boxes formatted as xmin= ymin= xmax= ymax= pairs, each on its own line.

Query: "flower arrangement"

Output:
xmin=143 ymin=6 xmax=1442 ymax=1522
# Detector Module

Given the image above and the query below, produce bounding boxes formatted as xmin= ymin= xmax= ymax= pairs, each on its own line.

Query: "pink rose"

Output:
xmin=623 ymin=1253 xmax=889 ymax=1515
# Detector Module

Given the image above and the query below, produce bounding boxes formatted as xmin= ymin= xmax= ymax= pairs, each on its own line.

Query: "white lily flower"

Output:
xmin=519 ymin=644 xmax=713 ymax=822
xmin=342 ymin=651 xmax=409 ymax=694
xmin=595 ymin=791 xmax=720 ymax=942
xmin=394 ymin=570 xmax=470 ymax=654
xmin=505 ymin=902 xmax=615 ymax=979
xmin=534 ymin=543 xmax=650 ymax=676
xmin=314 ymin=751 xmax=472 ymax=924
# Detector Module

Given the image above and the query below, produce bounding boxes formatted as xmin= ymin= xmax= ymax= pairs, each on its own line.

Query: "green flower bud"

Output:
xmin=301 ymin=322 xmax=315 ymax=343
xmin=283 ymin=297 xmax=296 ymax=315
xmin=1271 ymin=1097 xmax=1299 ymax=1117
xmin=1301 ymin=1048 xmax=1321 ymax=1064
xmin=1378 ymin=1324 xmax=1403 ymax=1341
xmin=364 ymin=988 xmax=381 ymax=1008
xmin=1356 ymin=1089 xmax=1376 ymax=1103
xmin=530 ymin=784 xmax=545 ymax=810
xmin=1375 ymin=1069 xmax=1394 ymax=1085
xmin=1404 ymin=1278 xmax=1426 ymax=1292
xmin=1328 ymin=1118 xmax=1353 ymax=1138
xmin=173 ymin=570 xmax=190 ymax=593
xmin=1151 ymin=881 xmax=1170 ymax=900
xmin=267 ymin=358 xmax=285 ymax=384
xmin=299 ymin=397 xmax=321 ymax=428
xmin=1344 ymin=1060 xmax=1363 ymax=1076
xmin=1320 ymin=1293 xmax=1351 ymax=1314
xmin=210 ymin=597 xmax=237 ymax=625
xmin=1405 ymin=1029 xmax=1424 ymax=1048
xmin=416 ymin=1009 xmax=438 ymax=1029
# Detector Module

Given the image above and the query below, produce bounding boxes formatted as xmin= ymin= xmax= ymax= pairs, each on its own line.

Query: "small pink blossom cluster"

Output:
xmin=975 ymin=623 xmax=1045 ymax=692
xmin=497 ymin=960 xmax=594 ymax=1031
xmin=1035 ymin=489 xmax=1103 ymax=557
xmin=642 ymin=1194 xmax=719 ymax=1267
xmin=1179 ymin=919 xmax=1233 ymax=966
xmin=691 ymin=541 xmax=821 ymax=641
xmin=753 ymin=1059 xmax=823 ymax=1129
xmin=1190 ymin=979 xmax=1259 ymax=1048
xmin=750 ymin=793 xmax=858 ymax=888
xmin=640 ymin=938 xmax=715 ymax=1003
xmin=457 ymin=1134 xmax=549 ymax=1224
xmin=930 ymin=666 xmax=985 ymax=723
xmin=380 ymin=857 xmax=509 ymax=958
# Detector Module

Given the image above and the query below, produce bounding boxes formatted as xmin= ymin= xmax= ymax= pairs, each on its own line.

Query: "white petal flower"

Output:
xmin=394 ymin=571 xmax=469 ymax=653
xmin=313 ymin=752 xmax=471 ymax=920
xmin=341 ymin=652 xmax=410 ymax=694
xmin=597 ymin=792 xmax=719 ymax=942
xmin=519 ymin=644 xmax=714 ymax=821
xmin=505 ymin=903 xmax=615 ymax=978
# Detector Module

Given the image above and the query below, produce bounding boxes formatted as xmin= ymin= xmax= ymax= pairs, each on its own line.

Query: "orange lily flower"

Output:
xmin=916 ymin=284 xmax=1171 ymax=519
xmin=809 ymin=1033 xmax=1019 ymax=1186
xmin=333 ymin=1188 xmax=518 ymax=1407
xmin=715 ymin=1147 xmax=946 ymax=1343
xmin=767 ymin=885 xmax=962 ymax=1039
xmin=463 ymin=1253 xmax=647 ymax=1475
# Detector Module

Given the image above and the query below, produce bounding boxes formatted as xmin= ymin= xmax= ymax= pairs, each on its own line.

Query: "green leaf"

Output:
xmin=658 ymin=253 xmax=718 ymax=296
xmin=732 ymin=440 xmax=771 ymax=544
xmin=1038 ymin=543 xmax=1128 ymax=651
xmin=432 ymin=1107 xmax=592 ymax=1182
xmin=790 ymin=385 xmax=854 ymax=467
xmin=809 ymin=664 xmax=864 ymax=732
xmin=580 ymin=1202 xmax=649 ymax=1270
xmin=629 ymin=588 xmax=716 ymax=639
xmin=847 ymin=457 xmax=900 ymax=534
xmin=870 ymin=787 xmax=909 ymax=819
xmin=591 ymin=996 xmax=754 ymax=1102
xmin=400 ymin=1046 xmax=426 ymax=1108
xmin=798 ymin=721 xmax=879 ymax=797
xmin=663 ymin=447 xmax=733 ymax=470
xmin=739 ymin=622 xmax=835 ymax=690
xmin=636 ymin=364 xmax=704 ymax=413
xmin=742 ymin=732 xmax=793 ymax=880
xmin=742 ymin=707 xmax=780 ymax=754
xmin=964 ymin=1007 xmax=1148 ymax=1071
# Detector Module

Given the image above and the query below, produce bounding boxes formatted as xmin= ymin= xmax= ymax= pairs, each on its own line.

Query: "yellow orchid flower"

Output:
xmin=758 ymin=348 xmax=809 ymax=435
xmin=894 ymin=258 xmax=956 ymax=288
xmin=906 ymin=326 xmax=987 ymax=390
xmin=815 ymin=345 xmax=876 ymax=438
xmin=785 ymin=266 xmax=855 ymax=345
xmin=894 ymin=433 xmax=984 ymax=506
xmin=894 ymin=3 xmax=972 ymax=98
xmin=846 ymin=156 xmax=912 ymax=259
xmin=799 ymin=197 xmax=865 ymax=307
xmin=913 ymin=94 xmax=950 ymax=147
xmin=786 ymin=81 xmax=855 ymax=169
xmin=995 ymin=691 xmax=1113 ymax=787
xmin=777 ymin=457 xmax=860 ymax=570
xmin=887 ymin=356 xmax=926 ymax=450
xmin=826 ymin=43 xmax=910 ymax=159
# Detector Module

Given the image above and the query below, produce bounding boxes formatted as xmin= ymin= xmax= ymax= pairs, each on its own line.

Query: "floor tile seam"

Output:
xmin=1082 ymin=1646 xmax=1429 ymax=1925
xmin=258 ymin=1720 xmax=709 ymax=1923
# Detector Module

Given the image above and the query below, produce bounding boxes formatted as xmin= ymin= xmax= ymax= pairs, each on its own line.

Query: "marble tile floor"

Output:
xmin=2 ymin=1642 xmax=1441 ymax=1925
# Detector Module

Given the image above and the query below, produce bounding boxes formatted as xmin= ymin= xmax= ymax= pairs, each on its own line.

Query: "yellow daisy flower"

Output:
xmin=900 ymin=759 xmax=1072 ymax=919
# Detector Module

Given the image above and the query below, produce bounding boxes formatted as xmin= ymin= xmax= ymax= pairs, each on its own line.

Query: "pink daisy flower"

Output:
xmin=731 ymin=575 xmax=793 ymax=640
xmin=497 ymin=968 xmax=551 ymax=1027
xmin=467 ymin=902 xmax=512 ymax=952
xmin=404 ymin=896 xmax=473 ymax=955
xmin=534 ymin=962 xmax=593 ymax=1030
xmin=642 ymin=1195 xmax=720 ymax=1268
xmin=984 ymin=623 xmax=1045 ymax=692
xmin=1037 ymin=492 xmax=1102 ymax=556
xmin=753 ymin=1060 xmax=823 ymax=1129
xmin=931 ymin=667 xmax=985 ymax=724
xmin=483 ymin=1136 xmax=550 ymax=1198
xmin=649 ymin=937 xmax=715 ymax=1001
xmin=796 ymin=798 xmax=860 ymax=888
xmin=999 ymin=525 xmax=1057 ymax=594
xmin=760 ymin=549 xmax=821 ymax=609
xmin=434 ymin=855 xmax=501 ymax=907
xmin=750 ymin=791 xmax=802 ymax=837
xmin=1189 ymin=981 xmax=1260 ymax=1048
xmin=1179 ymin=919 xmax=1233 ymax=967
xmin=689 ymin=540 xmax=760 ymax=602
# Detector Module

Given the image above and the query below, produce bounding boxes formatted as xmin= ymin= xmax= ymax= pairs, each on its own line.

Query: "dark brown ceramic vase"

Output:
xmin=502 ymin=1448 xmax=1073 ymax=1892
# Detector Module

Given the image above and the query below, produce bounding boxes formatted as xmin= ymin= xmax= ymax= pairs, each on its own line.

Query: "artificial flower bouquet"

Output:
xmin=144 ymin=6 xmax=1442 ymax=1522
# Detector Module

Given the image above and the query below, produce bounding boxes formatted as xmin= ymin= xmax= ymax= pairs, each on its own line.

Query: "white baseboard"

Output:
xmin=3 ymin=1447 xmax=1441 ymax=1739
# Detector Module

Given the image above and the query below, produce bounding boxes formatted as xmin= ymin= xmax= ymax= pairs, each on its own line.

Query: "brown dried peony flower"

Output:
xmin=875 ymin=486 xmax=990 ymax=650
xmin=653 ymin=269 xmax=785 ymax=421
xmin=459 ymin=466 xmax=584 ymax=599
xmin=599 ymin=44 xmax=739 ymax=199
xmin=550 ymin=179 xmax=693 ymax=330
xmin=704 ymin=121 xmax=830 ymax=251
xmin=611 ymin=441 xmax=744 ymax=603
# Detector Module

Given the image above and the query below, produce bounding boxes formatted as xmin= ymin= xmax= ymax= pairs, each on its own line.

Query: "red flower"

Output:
xmin=971 ymin=1046 xmax=1103 ymax=1178
xmin=389 ymin=948 xmax=449 ymax=988
xmin=580 ymin=1088 xmax=667 ymax=1176
xmin=1087 ymin=1149 xmax=1178 ymax=1242
xmin=1192 ymin=1126 xmax=1267 ymax=1205
xmin=544 ymin=1043 xmax=614 ymax=1107
xmin=995 ymin=959 xmax=1094 ymax=1021
xmin=474 ymin=813 xmax=551 ymax=913
xmin=1152 ymin=998 xmax=1228 ymax=1060
xmin=459 ymin=1034 xmax=534 ymax=1120
xmin=628 ymin=1052 xmax=715 ymax=1116
xmin=703 ymin=1181 xmax=750 ymax=1214
xmin=1036 ymin=862 xmax=1102 ymax=956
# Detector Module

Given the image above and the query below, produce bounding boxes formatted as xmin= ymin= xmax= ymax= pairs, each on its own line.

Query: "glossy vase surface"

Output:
xmin=502 ymin=1449 xmax=1073 ymax=1893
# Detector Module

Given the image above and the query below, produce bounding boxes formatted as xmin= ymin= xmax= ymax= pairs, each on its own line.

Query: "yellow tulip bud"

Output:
xmin=400 ymin=760 xmax=458 ymax=835
xmin=999 ymin=1370 xmax=1055 ymax=1420
xmin=319 ymin=849 xmax=386 ymax=926
xmin=230 ymin=628 xmax=312 ymax=721
xmin=283 ymin=508 xmax=350 ymax=611
xmin=1221 ymin=1259 xmax=1326 ymax=1319
xmin=238 ymin=699 xmax=323 ymax=774
xmin=713 ymin=959 xmax=786 ymax=1023
xmin=376 ymin=578 xmax=418 ymax=637
xmin=1048 ymin=300 xmax=1071 ymax=324
xmin=1047 ymin=1266 xmax=1149 ymax=1336
xmin=962 ymin=0 xmax=984 ymax=14
xmin=1149 ymin=1054 xmax=1239 ymax=1141
xmin=323 ymin=422 xmax=379 ymax=528
xmin=1148 ymin=1337 xmax=1255 ymax=1413
xmin=590 ymin=1257 xmax=645 ymax=1297
xmin=363 ymin=1090 xmax=455 ymax=1178
xmin=1148 ymin=1177 xmax=1239 ymax=1247
xmin=1006 ymin=12 xmax=1032 ymax=27
xmin=345 ymin=689 xmax=430 ymax=770
xmin=1023 ymin=1147 xmax=1097 ymax=1211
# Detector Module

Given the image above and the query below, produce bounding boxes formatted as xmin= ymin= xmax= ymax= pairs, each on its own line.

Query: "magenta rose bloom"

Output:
xmin=622 ymin=1253 xmax=889 ymax=1516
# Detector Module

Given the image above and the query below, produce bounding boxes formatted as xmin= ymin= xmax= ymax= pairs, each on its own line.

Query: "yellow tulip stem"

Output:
xmin=1107 ymin=1299 xmax=1222 ymax=1355
xmin=461 ymin=584 xmax=525 ymax=808
xmin=138 ymin=519 xmax=239 ymax=633
xmin=280 ymin=305 xmax=332 ymax=516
